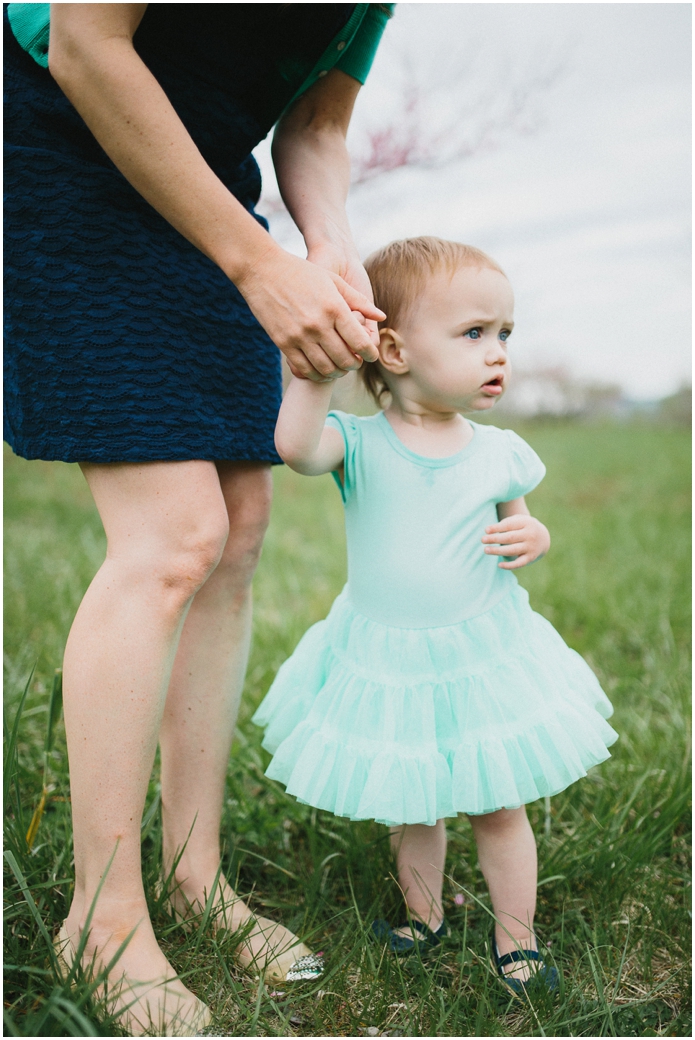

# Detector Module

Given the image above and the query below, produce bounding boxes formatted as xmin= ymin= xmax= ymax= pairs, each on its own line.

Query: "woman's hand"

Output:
xmin=236 ymin=246 xmax=383 ymax=381
xmin=482 ymin=514 xmax=551 ymax=569
xmin=307 ymin=241 xmax=381 ymax=350
xmin=271 ymin=69 xmax=384 ymax=373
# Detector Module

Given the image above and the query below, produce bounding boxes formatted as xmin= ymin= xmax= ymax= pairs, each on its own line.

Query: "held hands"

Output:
xmin=236 ymin=244 xmax=383 ymax=382
xmin=306 ymin=240 xmax=381 ymax=351
xmin=482 ymin=515 xmax=551 ymax=570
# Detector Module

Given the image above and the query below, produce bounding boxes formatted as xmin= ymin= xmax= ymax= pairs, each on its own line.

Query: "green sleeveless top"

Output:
xmin=7 ymin=3 xmax=394 ymax=104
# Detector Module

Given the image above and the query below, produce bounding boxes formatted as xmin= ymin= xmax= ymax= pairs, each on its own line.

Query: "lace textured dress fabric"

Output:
xmin=4 ymin=4 xmax=386 ymax=463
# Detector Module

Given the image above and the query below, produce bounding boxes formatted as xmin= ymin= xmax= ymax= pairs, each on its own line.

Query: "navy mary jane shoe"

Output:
xmin=491 ymin=927 xmax=558 ymax=999
xmin=372 ymin=917 xmax=448 ymax=954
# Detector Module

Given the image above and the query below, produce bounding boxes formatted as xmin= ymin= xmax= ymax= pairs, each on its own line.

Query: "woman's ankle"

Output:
xmin=162 ymin=863 xmax=251 ymax=928
xmin=65 ymin=896 xmax=151 ymax=942
xmin=161 ymin=842 xmax=223 ymax=887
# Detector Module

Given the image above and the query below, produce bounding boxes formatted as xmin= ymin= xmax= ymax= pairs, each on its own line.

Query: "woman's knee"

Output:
xmin=216 ymin=464 xmax=272 ymax=583
xmin=83 ymin=461 xmax=232 ymax=605
xmin=158 ymin=511 xmax=231 ymax=599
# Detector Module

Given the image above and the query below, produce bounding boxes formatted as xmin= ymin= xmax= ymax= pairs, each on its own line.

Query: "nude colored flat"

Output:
xmin=54 ymin=922 xmax=211 ymax=1037
xmin=219 ymin=912 xmax=324 ymax=983
xmin=160 ymin=882 xmax=323 ymax=984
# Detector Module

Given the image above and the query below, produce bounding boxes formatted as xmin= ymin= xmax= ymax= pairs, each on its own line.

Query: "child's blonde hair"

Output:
xmin=361 ymin=236 xmax=506 ymax=405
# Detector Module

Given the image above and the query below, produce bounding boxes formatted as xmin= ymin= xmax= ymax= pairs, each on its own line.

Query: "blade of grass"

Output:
xmin=233 ymin=845 xmax=299 ymax=881
xmin=4 ymin=849 xmax=60 ymax=968
xmin=3 ymin=666 xmax=34 ymax=813
xmin=45 ymin=668 xmax=63 ymax=755
xmin=46 ymin=992 xmax=100 ymax=1036
xmin=25 ymin=788 xmax=47 ymax=850
xmin=26 ymin=669 xmax=65 ymax=850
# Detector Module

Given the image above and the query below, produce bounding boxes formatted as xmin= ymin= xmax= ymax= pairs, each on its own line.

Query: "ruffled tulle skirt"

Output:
xmin=252 ymin=585 xmax=618 ymax=826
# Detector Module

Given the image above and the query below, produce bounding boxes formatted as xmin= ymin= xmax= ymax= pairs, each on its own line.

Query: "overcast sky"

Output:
xmin=255 ymin=2 xmax=691 ymax=400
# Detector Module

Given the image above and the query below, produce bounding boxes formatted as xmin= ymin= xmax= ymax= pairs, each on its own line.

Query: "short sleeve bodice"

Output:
xmin=325 ymin=412 xmax=546 ymax=629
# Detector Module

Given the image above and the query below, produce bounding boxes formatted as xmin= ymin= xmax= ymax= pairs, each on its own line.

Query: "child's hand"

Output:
xmin=482 ymin=515 xmax=550 ymax=569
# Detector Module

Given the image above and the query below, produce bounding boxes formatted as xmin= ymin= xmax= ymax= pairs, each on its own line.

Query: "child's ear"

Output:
xmin=378 ymin=328 xmax=409 ymax=374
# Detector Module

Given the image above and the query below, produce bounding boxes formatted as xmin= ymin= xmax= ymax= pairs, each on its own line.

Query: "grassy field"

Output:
xmin=3 ymin=422 xmax=691 ymax=1037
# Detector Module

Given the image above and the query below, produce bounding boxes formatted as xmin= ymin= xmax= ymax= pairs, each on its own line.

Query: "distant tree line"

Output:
xmin=321 ymin=365 xmax=691 ymax=425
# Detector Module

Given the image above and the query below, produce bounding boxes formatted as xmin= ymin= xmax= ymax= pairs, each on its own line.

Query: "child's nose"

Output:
xmin=485 ymin=338 xmax=507 ymax=363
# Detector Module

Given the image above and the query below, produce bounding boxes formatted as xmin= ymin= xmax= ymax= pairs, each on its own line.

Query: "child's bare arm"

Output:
xmin=274 ymin=376 xmax=346 ymax=475
xmin=481 ymin=497 xmax=550 ymax=569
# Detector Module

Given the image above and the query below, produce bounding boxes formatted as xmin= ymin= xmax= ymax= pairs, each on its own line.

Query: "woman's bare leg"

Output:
xmin=468 ymin=806 xmax=537 ymax=980
xmin=390 ymin=820 xmax=447 ymax=937
xmin=159 ymin=463 xmax=314 ymax=975
xmin=159 ymin=462 xmax=270 ymax=887
xmin=62 ymin=460 xmax=229 ymax=1035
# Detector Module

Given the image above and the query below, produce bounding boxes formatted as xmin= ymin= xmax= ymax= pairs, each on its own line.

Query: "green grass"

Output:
xmin=3 ymin=422 xmax=691 ymax=1037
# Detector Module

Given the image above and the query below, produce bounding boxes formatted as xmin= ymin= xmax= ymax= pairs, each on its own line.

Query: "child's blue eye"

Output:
xmin=499 ymin=330 xmax=511 ymax=342
xmin=465 ymin=328 xmax=482 ymax=340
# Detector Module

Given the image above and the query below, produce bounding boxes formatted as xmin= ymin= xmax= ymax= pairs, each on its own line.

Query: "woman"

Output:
xmin=5 ymin=3 xmax=393 ymax=1034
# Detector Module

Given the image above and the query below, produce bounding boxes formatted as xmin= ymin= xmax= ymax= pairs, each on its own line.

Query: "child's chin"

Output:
xmin=471 ymin=396 xmax=500 ymax=411
xmin=462 ymin=403 xmax=496 ymax=417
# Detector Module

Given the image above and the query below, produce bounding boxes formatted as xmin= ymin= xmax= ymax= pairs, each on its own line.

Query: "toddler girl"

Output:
xmin=253 ymin=237 xmax=618 ymax=996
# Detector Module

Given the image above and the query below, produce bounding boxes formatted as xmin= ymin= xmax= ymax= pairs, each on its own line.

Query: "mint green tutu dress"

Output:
xmin=252 ymin=412 xmax=618 ymax=826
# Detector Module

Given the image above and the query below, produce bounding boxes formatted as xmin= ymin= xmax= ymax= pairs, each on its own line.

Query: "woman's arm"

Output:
xmin=481 ymin=497 xmax=551 ymax=569
xmin=274 ymin=378 xmax=345 ymax=476
xmin=48 ymin=4 xmax=381 ymax=379
xmin=272 ymin=69 xmax=377 ymax=325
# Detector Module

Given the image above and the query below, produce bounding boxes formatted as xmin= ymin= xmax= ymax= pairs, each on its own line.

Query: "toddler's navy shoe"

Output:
xmin=490 ymin=926 xmax=558 ymax=999
xmin=372 ymin=917 xmax=448 ymax=954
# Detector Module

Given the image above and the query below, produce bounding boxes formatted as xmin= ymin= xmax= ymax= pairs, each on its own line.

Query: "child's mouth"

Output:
xmin=482 ymin=376 xmax=504 ymax=395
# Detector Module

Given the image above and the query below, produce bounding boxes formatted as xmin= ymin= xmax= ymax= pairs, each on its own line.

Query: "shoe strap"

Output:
xmin=495 ymin=947 xmax=541 ymax=968
xmin=411 ymin=919 xmax=446 ymax=942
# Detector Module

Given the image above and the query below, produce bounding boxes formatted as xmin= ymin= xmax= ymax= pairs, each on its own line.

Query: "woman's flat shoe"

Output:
xmin=372 ymin=917 xmax=448 ymax=954
xmin=54 ymin=922 xmax=211 ymax=1037
xmin=161 ymin=882 xmax=324 ymax=985
xmin=490 ymin=927 xmax=558 ymax=999
xmin=224 ymin=913 xmax=324 ymax=983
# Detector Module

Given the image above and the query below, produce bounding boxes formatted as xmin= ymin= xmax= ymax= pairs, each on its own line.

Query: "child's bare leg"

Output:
xmin=390 ymin=820 xmax=446 ymax=934
xmin=468 ymin=806 xmax=537 ymax=979
xmin=62 ymin=459 xmax=229 ymax=1034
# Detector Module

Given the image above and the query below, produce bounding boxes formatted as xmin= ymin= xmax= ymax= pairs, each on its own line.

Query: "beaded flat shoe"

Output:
xmin=490 ymin=926 xmax=558 ymax=999
xmin=283 ymin=951 xmax=325 ymax=981
xmin=372 ymin=917 xmax=448 ymax=954
xmin=195 ymin=909 xmax=323 ymax=984
xmin=160 ymin=879 xmax=324 ymax=985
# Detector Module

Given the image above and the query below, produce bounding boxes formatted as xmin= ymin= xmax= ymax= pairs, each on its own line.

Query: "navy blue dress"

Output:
xmin=4 ymin=4 xmax=356 ymax=463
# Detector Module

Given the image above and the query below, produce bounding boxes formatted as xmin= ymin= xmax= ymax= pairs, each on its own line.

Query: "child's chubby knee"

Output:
xmin=468 ymin=805 xmax=527 ymax=831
